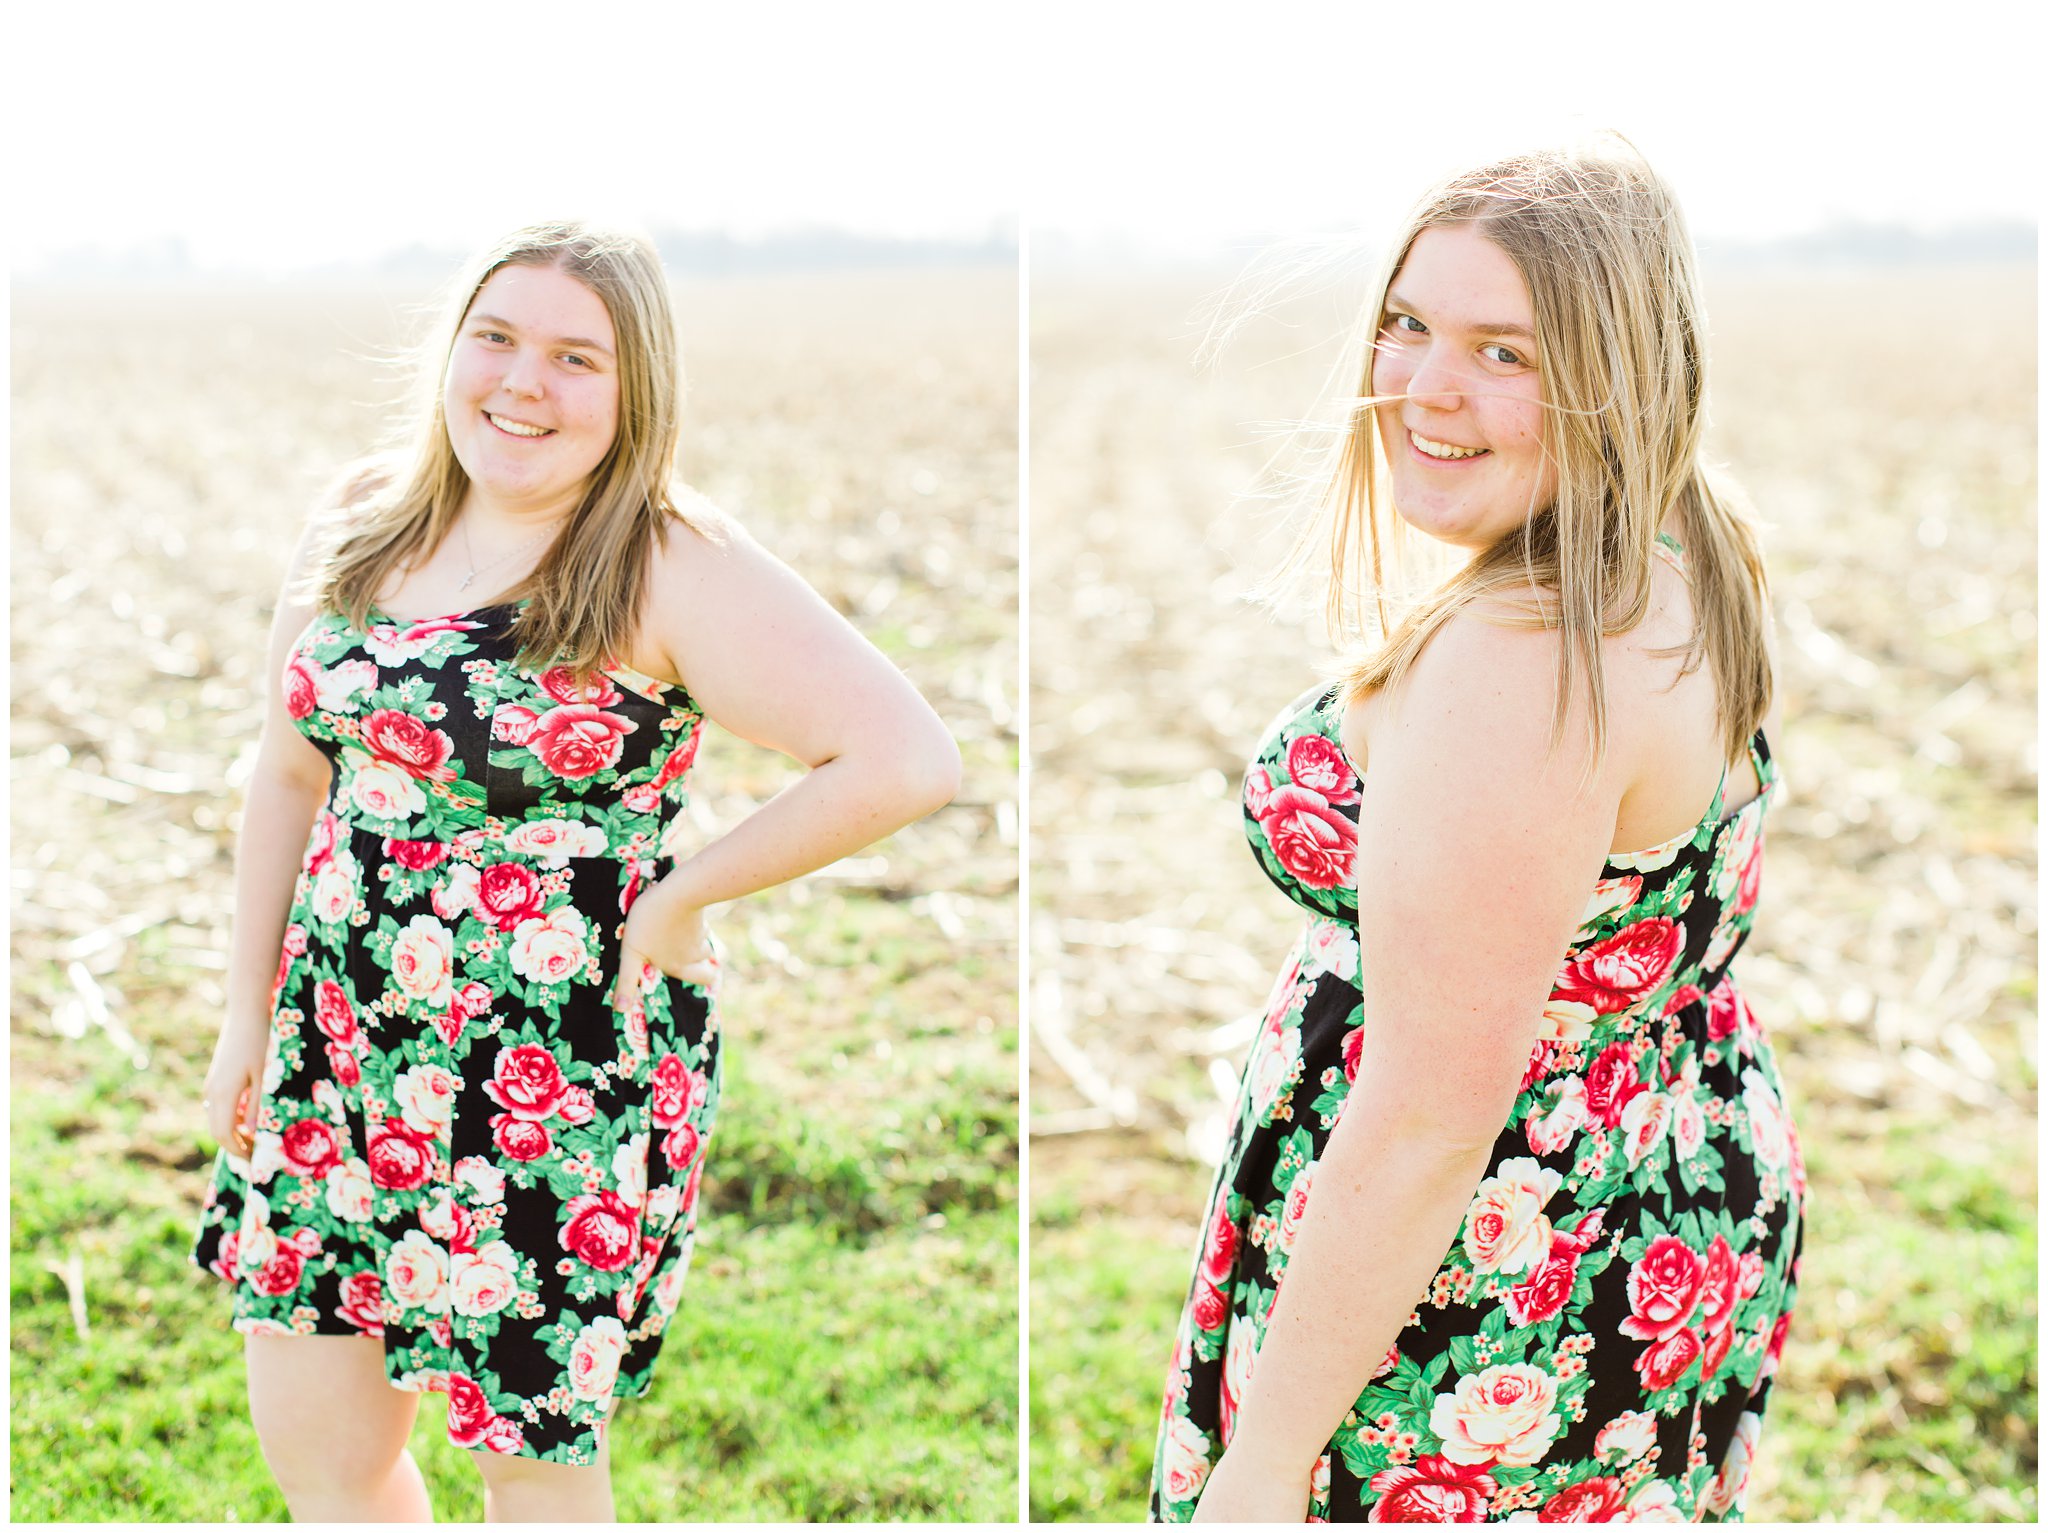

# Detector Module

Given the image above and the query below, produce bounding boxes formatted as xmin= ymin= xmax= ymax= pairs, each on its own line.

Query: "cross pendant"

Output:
xmin=458 ymin=571 xmax=476 ymax=590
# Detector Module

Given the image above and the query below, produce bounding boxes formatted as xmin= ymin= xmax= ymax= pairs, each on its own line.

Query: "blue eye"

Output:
xmin=562 ymin=354 xmax=591 ymax=369
xmin=1387 ymin=313 xmax=1426 ymax=336
xmin=1482 ymin=343 xmax=1527 ymax=367
xmin=480 ymin=331 xmax=510 ymax=345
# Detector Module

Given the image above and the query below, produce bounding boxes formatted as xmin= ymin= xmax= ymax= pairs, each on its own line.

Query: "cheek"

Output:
xmin=579 ymin=386 xmax=622 ymax=451
xmin=1495 ymin=400 xmax=1549 ymax=467
xmin=1375 ymin=397 xmax=1419 ymax=464
xmin=443 ymin=351 xmax=487 ymax=414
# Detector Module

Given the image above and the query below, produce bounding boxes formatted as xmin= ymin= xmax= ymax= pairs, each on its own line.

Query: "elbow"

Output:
xmin=909 ymin=728 xmax=962 ymax=816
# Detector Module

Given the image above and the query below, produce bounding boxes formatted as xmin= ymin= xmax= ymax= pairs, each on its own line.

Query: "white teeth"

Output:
xmin=487 ymin=413 xmax=551 ymax=437
xmin=1411 ymin=431 xmax=1488 ymax=460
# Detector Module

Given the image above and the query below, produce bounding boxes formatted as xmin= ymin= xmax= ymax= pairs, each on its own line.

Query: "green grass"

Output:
xmin=11 ymin=883 xmax=1019 ymax=1523
xmin=1026 ymin=1111 xmax=2037 ymax=1522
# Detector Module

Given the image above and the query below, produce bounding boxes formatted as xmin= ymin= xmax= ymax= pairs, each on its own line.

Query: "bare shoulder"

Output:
xmin=1358 ymin=595 xmax=1638 ymax=822
xmin=638 ymin=490 xmax=845 ymax=690
xmin=646 ymin=489 xmax=759 ymax=587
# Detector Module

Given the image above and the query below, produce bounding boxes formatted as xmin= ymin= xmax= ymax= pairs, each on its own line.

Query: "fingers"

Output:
xmin=235 ymin=1082 xmax=258 ymax=1157
xmin=670 ymin=956 xmax=720 ymax=987
xmin=208 ymin=1074 xmax=257 ymax=1160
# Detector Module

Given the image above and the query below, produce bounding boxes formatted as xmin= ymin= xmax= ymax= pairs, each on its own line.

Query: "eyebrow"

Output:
xmin=470 ymin=313 xmax=615 ymax=358
xmin=1385 ymin=290 xmax=1536 ymax=342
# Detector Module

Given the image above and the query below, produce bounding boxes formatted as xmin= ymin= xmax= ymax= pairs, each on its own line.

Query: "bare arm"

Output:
xmin=618 ymin=506 xmax=961 ymax=983
xmin=1195 ymin=612 xmax=1624 ymax=1519
xmin=202 ymin=529 xmax=335 ymax=1158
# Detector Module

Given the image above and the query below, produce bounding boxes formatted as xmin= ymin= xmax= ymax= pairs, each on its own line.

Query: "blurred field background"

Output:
xmin=1028 ymin=261 xmax=2036 ymax=1521
xmin=10 ymin=268 xmax=1019 ymax=1521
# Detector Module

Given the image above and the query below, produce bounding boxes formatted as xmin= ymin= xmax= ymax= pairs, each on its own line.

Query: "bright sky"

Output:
xmin=11 ymin=2 xmax=2034 ymax=273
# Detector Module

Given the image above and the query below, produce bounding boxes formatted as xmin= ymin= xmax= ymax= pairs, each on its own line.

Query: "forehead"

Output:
xmin=1390 ymin=225 xmax=1533 ymax=323
xmin=465 ymin=262 xmax=617 ymax=344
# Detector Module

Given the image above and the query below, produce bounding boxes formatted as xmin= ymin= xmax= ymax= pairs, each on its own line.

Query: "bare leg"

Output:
xmin=472 ymin=1398 xmax=623 ymax=1523
xmin=245 ymin=1333 xmax=432 ymax=1522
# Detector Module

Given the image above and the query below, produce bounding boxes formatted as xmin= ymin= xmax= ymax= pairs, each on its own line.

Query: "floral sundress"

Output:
xmin=191 ymin=599 xmax=720 ymax=1466
xmin=1151 ymin=538 xmax=1807 ymax=1521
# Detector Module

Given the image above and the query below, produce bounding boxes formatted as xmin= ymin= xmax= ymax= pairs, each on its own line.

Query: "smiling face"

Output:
xmin=442 ymin=261 xmax=621 ymax=520
xmin=1371 ymin=223 xmax=1559 ymax=552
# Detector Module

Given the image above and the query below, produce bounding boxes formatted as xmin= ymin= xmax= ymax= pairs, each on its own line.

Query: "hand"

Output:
xmin=202 ymin=1018 xmax=268 ymax=1161
xmin=1190 ymin=1446 xmax=1313 ymax=1524
xmin=611 ymin=885 xmax=718 ymax=1010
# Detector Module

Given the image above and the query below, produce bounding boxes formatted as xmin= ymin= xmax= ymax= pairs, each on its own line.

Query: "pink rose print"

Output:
xmin=1695 ymin=1235 xmax=1738 ymax=1335
xmin=312 ymin=980 xmax=360 ymax=1046
xmin=359 ymin=708 xmax=457 ymax=781
xmin=1285 ymin=733 xmax=1360 ymax=805
xmin=1663 ymin=982 xmax=1704 ymax=1017
xmin=1700 ymin=1319 xmax=1735 ymax=1381
xmin=280 ymin=1117 xmax=343 ymax=1179
xmin=366 ymin=1118 xmax=435 ymax=1191
xmin=444 ymin=1374 xmax=493 ymax=1448
xmin=1705 ymin=979 xmax=1743 ymax=1041
xmin=250 ymin=1242 xmax=307 ymax=1297
xmin=1341 ymin=1024 xmax=1365 ymax=1085
xmin=1243 ymin=766 xmax=1276 ymax=819
xmin=525 ymin=704 xmax=637 ymax=781
xmin=1143 ymin=674 xmax=1795 ymax=1519
xmin=1258 ymin=785 xmax=1358 ymax=891
xmin=325 ymin=1042 xmax=362 ymax=1087
xmin=649 ymin=1054 xmax=700 ymax=1129
xmin=282 ymin=657 xmax=318 ymax=720
xmin=336 ymin=1271 xmax=385 ymax=1335
xmin=1620 ymin=1235 xmax=1706 ymax=1342
xmin=207 ymin=1230 xmax=240 ymax=1284
xmin=1366 ymin=1455 xmax=1498 ymax=1521
xmin=1200 ymin=1200 xmax=1238 ymax=1289
xmin=382 ymin=837 xmax=450 ymax=871
xmin=1552 ymin=917 xmax=1683 ymax=1014
xmin=1736 ymin=1250 xmax=1766 ymax=1302
xmin=1733 ymin=836 xmax=1764 ymax=915
xmin=481 ymin=1416 xmax=526 ymax=1455
xmin=559 ymin=1190 xmax=641 ymax=1272
xmin=661 ymin=1122 xmax=701 ymax=1172
xmin=1502 ymin=1234 xmax=1582 ymax=1327
xmin=476 ymin=863 xmax=545 ymax=932
xmin=1763 ymin=1311 xmax=1793 ymax=1376
xmin=305 ymin=813 xmax=338 ymax=874
xmin=652 ymin=732 xmax=700 ymax=790
xmin=539 ymin=665 xmax=621 ymax=707
xmin=491 ymin=702 xmax=540 ymax=745
xmin=483 ymin=1043 xmax=571 ymax=1121
xmin=1537 ymin=1477 xmax=1627 ymax=1520
xmin=1633 ymin=1326 xmax=1703 ymax=1391
xmin=491 ymin=1114 xmax=552 ymax=1162
xmin=1583 ymin=1041 xmax=1645 ymax=1128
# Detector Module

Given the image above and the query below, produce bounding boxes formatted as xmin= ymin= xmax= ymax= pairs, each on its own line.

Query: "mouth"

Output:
xmin=1407 ymin=429 xmax=1490 ymax=463
xmin=486 ymin=411 xmax=555 ymax=439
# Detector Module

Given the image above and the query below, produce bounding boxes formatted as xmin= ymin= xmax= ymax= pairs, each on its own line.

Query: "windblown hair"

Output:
xmin=303 ymin=220 xmax=698 ymax=686
xmin=1317 ymin=138 xmax=1772 ymax=773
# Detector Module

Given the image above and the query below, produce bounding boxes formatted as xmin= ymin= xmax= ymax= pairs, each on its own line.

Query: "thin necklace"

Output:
xmin=458 ymin=516 xmax=564 ymax=592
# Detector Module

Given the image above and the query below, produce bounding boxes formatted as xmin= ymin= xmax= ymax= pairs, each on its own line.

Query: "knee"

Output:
xmin=252 ymin=1414 xmax=410 ymax=1502
xmin=248 ymin=1389 xmax=414 ymax=1500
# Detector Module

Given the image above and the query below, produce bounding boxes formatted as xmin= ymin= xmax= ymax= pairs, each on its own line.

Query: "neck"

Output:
xmin=455 ymin=486 xmax=579 ymax=539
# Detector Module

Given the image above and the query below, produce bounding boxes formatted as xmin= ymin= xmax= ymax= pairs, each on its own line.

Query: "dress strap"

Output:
xmin=1748 ymin=726 xmax=1774 ymax=788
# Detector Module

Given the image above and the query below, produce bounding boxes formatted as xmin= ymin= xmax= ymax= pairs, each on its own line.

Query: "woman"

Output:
xmin=1150 ymin=143 xmax=1806 ymax=1522
xmin=191 ymin=221 xmax=960 ymax=1521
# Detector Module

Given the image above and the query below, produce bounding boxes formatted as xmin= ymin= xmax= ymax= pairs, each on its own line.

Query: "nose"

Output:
xmin=1404 ymin=343 xmax=1467 ymax=413
xmin=500 ymin=350 xmax=543 ymax=400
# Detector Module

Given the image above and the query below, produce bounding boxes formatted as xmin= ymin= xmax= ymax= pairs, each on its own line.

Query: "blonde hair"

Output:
xmin=1316 ymin=139 xmax=1772 ymax=773
xmin=306 ymin=220 xmax=699 ymax=685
